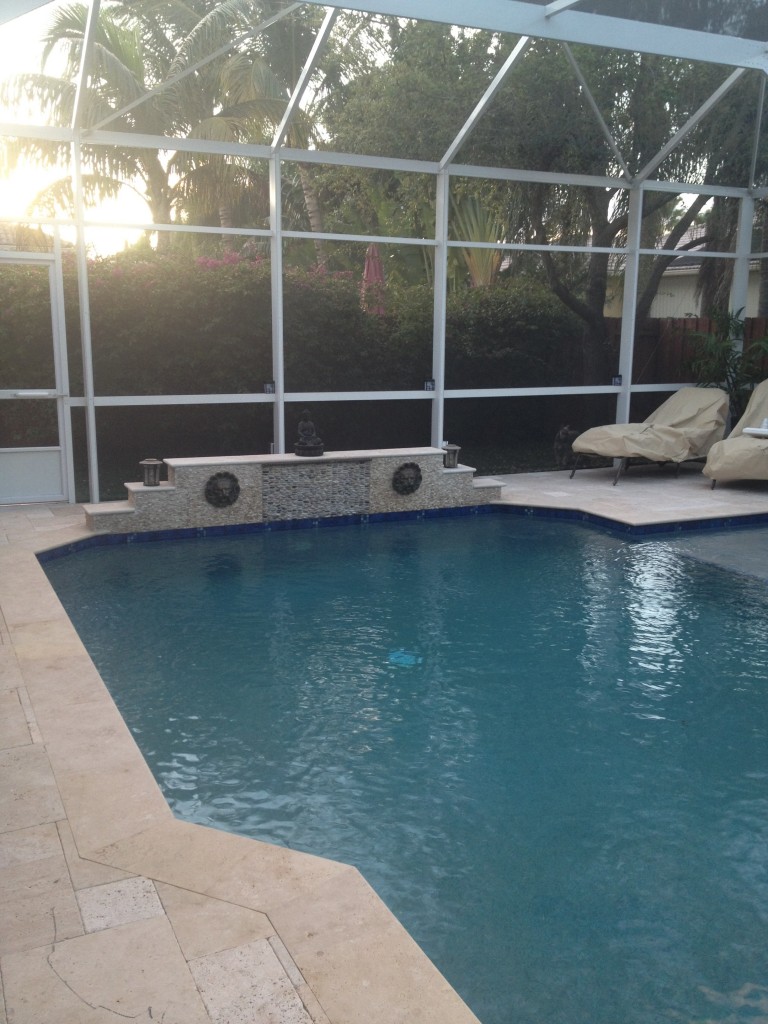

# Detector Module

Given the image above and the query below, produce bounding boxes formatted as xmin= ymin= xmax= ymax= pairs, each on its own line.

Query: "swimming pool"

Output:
xmin=44 ymin=516 xmax=768 ymax=1024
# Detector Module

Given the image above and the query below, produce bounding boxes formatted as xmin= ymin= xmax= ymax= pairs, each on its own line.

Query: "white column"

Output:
xmin=730 ymin=194 xmax=754 ymax=331
xmin=616 ymin=187 xmax=644 ymax=424
xmin=269 ymin=155 xmax=285 ymax=453
xmin=50 ymin=231 xmax=75 ymax=502
xmin=71 ymin=137 xmax=100 ymax=501
xmin=431 ymin=170 xmax=450 ymax=446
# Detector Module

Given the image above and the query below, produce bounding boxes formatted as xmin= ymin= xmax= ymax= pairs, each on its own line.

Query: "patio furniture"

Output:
xmin=703 ymin=379 xmax=768 ymax=488
xmin=570 ymin=387 xmax=729 ymax=485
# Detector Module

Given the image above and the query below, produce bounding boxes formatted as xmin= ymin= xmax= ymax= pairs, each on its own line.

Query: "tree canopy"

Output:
xmin=3 ymin=7 xmax=765 ymax=376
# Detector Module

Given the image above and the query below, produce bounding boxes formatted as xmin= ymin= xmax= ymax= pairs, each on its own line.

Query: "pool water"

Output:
xmin=44 ymin=517 xmax=768 ymax=1024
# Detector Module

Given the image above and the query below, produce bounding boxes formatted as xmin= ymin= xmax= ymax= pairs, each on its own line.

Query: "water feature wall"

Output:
xmin=83 ymin=447 xmax=502 ymax=534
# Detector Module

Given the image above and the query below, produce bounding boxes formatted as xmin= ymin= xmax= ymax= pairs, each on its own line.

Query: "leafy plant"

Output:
xmin=688 ymin=308 xmax=768 ymax=421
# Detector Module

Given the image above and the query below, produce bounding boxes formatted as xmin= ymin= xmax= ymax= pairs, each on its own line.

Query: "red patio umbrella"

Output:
xmin=361 ymin=242 xmax=386 ymax=315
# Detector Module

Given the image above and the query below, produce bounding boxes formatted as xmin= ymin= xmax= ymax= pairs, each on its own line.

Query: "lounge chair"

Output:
xmin=570 ymin=386 xmax=729 ymax=485
xmin=703 ymin=379 xmax=768 ymax=488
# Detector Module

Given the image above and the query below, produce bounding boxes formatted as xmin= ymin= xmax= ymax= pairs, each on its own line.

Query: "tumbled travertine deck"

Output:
xmin=3 ymin=465 xmax=768 ymax=1023
xmin=494 ymin=461 xmax=768 ymax=526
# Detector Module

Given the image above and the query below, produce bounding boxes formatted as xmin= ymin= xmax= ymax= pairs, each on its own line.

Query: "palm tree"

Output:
xmin=1 ymin=0 xmax=376 ymax=253
xmin=451 ymin=196 xmax=504 ymax=288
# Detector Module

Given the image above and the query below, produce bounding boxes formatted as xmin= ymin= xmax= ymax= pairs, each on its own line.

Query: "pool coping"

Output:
xmin=36 ymin=499 xmax=768 ymax=566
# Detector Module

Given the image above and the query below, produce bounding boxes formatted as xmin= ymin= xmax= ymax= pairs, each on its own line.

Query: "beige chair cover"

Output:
xmin=572 ymin=387 xmax=729 ymax=464
xmin=703 ymin=379 xmax=768 ymax=484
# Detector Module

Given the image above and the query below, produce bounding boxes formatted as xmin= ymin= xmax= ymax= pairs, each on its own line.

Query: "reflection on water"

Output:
xmin=44 ymin=517 xmax=768 ymax=1024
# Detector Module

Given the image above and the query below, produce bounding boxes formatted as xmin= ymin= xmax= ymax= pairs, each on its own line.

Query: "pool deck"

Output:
xmin=3 ymin=463 xmax=768 ymax=1024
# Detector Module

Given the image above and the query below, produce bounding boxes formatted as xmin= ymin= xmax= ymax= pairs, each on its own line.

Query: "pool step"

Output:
xmin=471 ymin=475 xmax=504 ymax=500
xmin=84 ymin=482 xmax=176 ymax=532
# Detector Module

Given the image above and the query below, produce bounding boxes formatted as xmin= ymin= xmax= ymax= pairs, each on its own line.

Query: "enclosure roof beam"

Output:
xmin=544 ymin=1 xmax=585 ymax=16
xmin=10 ymin=116 xmax=750 ymax=198
xmin=439 ymin=35 xmax=530 ymax=170
xmin=311 ymin=1 xmax=768 ymax=71
xmin=562 ymin=42 xmax=631 ymax=180
xmin=748 ymin=74 xmax=767 ymax=191
xmin=71 ymin=0 xmax=100 ymax=132
xmin=0 ymin=0 xmax=50 ymax=25
xmin=272 ymin=6 xmax=338 ymax=150
xmin=0 ymin=122 xmax=72 ymax=142
xmin=636 ymin=67 xmax=749 ymax=182
xmin=1 ymin=117 xmax=756 ymax=199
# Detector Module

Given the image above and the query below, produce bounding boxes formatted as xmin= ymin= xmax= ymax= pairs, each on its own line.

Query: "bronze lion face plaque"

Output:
xmin=205 ymin=471 xmax=241 ymax=507
xmin=392 ymin=462 xmax=422 ymax=495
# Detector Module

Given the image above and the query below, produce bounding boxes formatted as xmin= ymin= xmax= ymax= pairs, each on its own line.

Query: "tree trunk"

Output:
xmin=635 ymin=193 xmax=711 ymax=323
xmin=219 ymin=202 xmax=235 ymax=248
xmin=297 ymin=164 xmax=326 ymax=267
xmin=142 ymin=156 xmax=173 ymax=252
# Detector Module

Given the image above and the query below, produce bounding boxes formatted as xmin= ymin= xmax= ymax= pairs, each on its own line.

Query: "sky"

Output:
xmin=0 ymin=1 xmax=147 ymax=253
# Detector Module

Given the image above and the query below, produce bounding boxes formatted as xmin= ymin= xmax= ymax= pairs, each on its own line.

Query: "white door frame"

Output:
xmin=0 ymin=237 xmax=75 ymax=504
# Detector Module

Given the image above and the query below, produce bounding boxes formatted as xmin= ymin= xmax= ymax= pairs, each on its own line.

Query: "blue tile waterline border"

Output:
xmin=35 ymin=501 xmax=768 ymax=563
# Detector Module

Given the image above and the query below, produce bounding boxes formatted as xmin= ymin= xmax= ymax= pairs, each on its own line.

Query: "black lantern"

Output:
xmin=443 ymin=443 xmax=461 ymax=469
xmin=140 ymin=458 xmax=163 ymax=486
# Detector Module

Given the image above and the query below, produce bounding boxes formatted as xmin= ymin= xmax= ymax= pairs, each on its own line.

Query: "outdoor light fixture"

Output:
xmin=424 ymin=378 xmax=435 ymax=391
xmin=612 ymin=375 xmax=623 ymax=386
xmin=263 ymin=381 xmax=275 ymax=394
xmin=443 ymin=444 xmax=461 ymax=469
xmin=140 ymin=458 xmax=163 ymax=486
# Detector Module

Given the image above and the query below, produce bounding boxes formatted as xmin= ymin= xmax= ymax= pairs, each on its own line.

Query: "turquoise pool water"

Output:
xmin=44 ymin=517 xmax=768 ymax=1024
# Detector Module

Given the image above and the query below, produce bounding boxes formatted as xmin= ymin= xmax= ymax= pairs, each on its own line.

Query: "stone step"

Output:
xmin=83 ymin=499 xmax=134 ymax=516
xmin=471 ymin=476 xmax=504 ymax=500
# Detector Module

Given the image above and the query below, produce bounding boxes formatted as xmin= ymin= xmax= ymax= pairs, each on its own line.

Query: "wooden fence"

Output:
xmin=605 ymin=317 xmax=768 ymax=385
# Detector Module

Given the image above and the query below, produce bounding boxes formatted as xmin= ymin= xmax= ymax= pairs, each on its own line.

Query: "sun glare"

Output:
xmin=0 ymin=2 xmax=148 ymax=255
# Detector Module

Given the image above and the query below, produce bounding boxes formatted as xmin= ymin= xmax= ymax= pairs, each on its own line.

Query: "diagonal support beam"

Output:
xmin=636 ymin=67 xmax=748 ymax=182
xmin=273 ymin=6 xmax=338 ymax=149
xmin=562 ymin=42 xmax=631 ymax=180
xmin=440 ymin=35 xmax=531 ymax=169
xmin=85 ymin=3 xmax=304 ymax=133
xmin=71 ymin=0 xmax=101 ymax=131
xmin=748 ymin=73 xmax=766 ymax=191
xmin=545 ymin=0 xmax=585 ymax=16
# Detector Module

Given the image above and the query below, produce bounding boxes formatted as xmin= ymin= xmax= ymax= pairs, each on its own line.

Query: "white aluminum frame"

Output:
xmin=0 ymin=238 xmax=75 ymax=502
xmin=1 ymin=0 xmax=767 ymax=501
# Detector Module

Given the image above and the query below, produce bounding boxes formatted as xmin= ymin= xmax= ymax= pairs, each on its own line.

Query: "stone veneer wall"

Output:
xmin=84 ymin=448 xmax=501 ymax=534
xmin=369 ymin=454 xmax=475 ymax=513
xmin=262 ymin=460 xmax=371 ymax=520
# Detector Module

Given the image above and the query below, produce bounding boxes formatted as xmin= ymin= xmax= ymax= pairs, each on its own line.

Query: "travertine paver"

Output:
xmin=76 ymin=876 xmax=165 ymax=933
xmin=189 ymin=938 xmax=315 ymax=1024
xmin=155 ymin=882 xmax=274 ymax=960
xmin=0 ymin=745 xmax=64 ymax=832
xmin=0 ymin=689 xmax=32 ymax=748
xmin=494 ymin=464 xmax=768 ymax=525
xmin=2 ymin=917 xmax=211 ymax=1024
xmin=0 ymin=823 xmax=84 ymax=956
